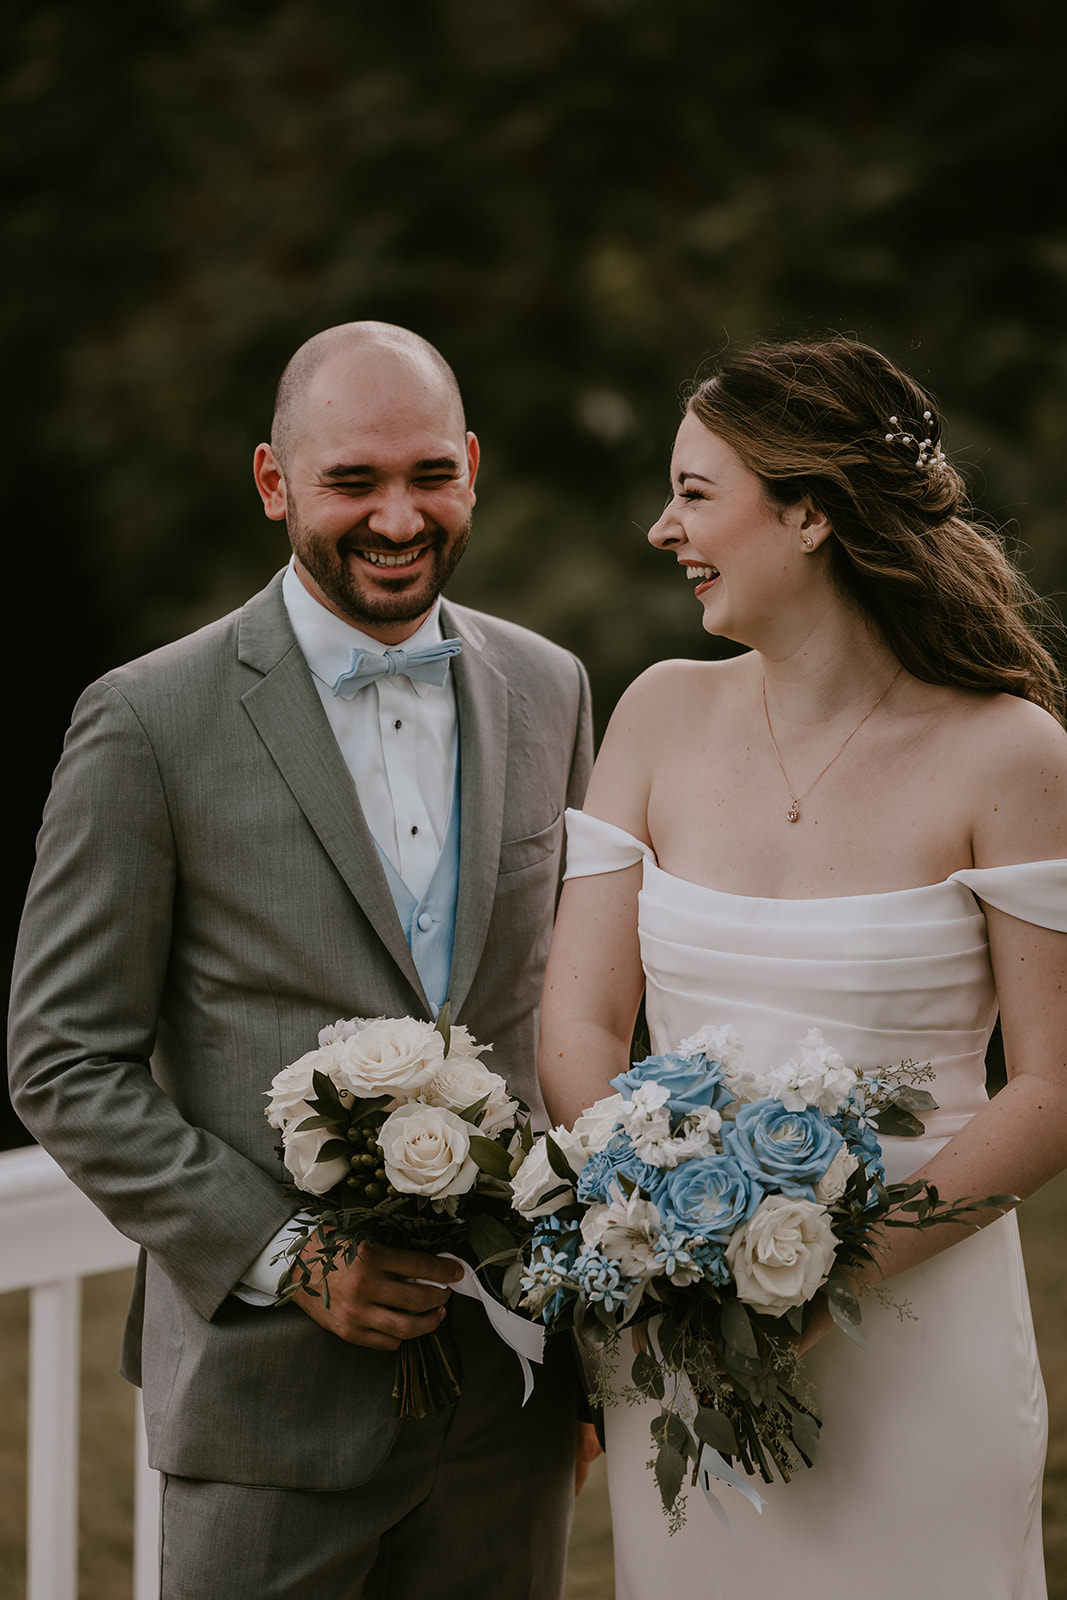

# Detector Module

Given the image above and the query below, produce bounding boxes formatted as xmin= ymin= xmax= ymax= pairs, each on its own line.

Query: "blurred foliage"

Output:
xmin=3 ymin=0 xmax=1067 ymax=1142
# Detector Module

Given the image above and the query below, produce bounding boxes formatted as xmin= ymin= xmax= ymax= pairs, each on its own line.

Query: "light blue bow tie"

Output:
xmin=330 ymin=637 xmax=462 ymax=698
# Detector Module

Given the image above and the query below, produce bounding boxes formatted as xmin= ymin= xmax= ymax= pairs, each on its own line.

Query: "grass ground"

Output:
xmin=0 ymin=1169 xmax=1064 ymax=1599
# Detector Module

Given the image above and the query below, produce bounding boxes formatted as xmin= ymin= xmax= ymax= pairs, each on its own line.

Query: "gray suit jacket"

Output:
xmin=8 ymin=571 xmax=592 ymax=1489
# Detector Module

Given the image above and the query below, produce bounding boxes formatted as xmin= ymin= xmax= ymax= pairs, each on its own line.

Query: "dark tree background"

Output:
xmin=4 ymin=0 xmax=1066 ymax=1146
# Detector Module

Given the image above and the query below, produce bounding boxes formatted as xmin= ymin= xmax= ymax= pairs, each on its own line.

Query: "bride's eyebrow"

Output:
xmin=677 ymin=470 xmax=717 ymax=487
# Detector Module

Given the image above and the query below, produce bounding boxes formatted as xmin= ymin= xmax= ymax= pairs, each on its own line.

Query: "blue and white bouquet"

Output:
xmin=509 ymin=1023 xmax=1010 ymax=1528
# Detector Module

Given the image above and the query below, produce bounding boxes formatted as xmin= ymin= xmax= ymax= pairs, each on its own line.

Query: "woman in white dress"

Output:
xmin=538 ymin=338 xmax=1067 ymax=1599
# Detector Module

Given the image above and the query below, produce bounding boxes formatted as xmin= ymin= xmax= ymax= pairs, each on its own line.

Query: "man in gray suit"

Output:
xmin=8 ymin=322 xmax=594 ymax=1598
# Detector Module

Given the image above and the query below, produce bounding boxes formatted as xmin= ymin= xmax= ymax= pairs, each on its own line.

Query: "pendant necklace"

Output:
xmin=762 ymin=665 xmax=903 ymax=823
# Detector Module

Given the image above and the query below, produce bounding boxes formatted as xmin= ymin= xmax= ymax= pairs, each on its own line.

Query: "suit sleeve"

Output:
xmin=7 ymin=681 xmax=297 ymax=1321
xmin=565 ymin=655 xmax=594 ymax=813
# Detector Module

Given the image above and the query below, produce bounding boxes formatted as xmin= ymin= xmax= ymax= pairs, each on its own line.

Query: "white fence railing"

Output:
xmin=0 ymin=1143 xmax=159 ymax=1600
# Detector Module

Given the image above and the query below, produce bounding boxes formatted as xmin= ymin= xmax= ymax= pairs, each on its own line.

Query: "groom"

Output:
xmin=8 ymin=322 xmax=593 ymax=1598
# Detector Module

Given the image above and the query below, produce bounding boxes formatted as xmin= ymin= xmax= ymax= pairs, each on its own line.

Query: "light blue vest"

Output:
xmin=371 ymin=765 xmax=460 ymax=1017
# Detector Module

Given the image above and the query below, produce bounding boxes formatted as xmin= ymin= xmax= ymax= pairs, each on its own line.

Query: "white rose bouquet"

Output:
xmin=265 ymin=1006 xmax=535 ymax=1420
xmin=509 ymin=1023 xmax=1013 ymax=1529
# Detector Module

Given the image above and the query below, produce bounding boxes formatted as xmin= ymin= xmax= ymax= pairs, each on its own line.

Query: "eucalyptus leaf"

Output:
xmin=721 ymin=1297 xmax=759 ymax=1358
xmin=654 ymin=1441 xmax=687 ymax=1514
xmin=694 ymin=1406 xmax=737 ymax=1455
xmin=870 ymin=1103 xmax=926 ymax=1138
xmin=790 ymin=1409 xmax=821 ymax=1465
xmin=631 ymin=1351 xmax=665 ymax=1401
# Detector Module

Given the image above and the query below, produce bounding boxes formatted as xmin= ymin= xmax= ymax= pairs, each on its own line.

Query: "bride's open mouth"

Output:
xmin=685 ymin=563 xmax=719 ymax=594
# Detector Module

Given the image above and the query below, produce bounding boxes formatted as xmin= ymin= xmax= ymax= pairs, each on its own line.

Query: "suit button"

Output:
xmin=416 ymin=912 xmax=434 ymax=932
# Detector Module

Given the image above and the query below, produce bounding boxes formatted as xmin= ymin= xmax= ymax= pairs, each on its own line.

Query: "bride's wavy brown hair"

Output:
xmin=687 ymin=338 xmax=1065 ymax=723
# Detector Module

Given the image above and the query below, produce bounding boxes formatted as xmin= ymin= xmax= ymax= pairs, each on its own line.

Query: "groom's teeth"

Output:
xmin=364 ymin=550 xmax=420 ymax=568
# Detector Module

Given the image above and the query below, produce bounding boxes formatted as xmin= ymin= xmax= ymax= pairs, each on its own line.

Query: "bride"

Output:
xmin=538 ymin=338 xmax=1067 ymax=1599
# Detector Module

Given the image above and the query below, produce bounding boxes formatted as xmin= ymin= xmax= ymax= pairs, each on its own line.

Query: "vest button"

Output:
xmin=416 ymin=912 xmax=434 ymax=932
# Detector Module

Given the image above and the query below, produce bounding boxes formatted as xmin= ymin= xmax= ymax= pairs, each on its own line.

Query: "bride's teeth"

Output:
xmin=687 ymin=565 xmax=717 ymax=580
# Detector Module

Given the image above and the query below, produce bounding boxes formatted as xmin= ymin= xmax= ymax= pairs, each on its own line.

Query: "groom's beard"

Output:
xmin=287 ymin=506 xmax=472 ymax=631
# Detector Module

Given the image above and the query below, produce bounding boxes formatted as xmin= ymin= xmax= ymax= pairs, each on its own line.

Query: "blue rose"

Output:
xmin=722 ymin=1100 xmax=844 ymax=1199
xmin=576 ymin=1135 xmax=661 ymax=1204
xmin=831 ymin=1109 xmax=885 ymax=1188
xmin=611 ymin=1052 xmax=735 ymax=1125
xmin=653 ymin=1152 xmax=761 ymax=1242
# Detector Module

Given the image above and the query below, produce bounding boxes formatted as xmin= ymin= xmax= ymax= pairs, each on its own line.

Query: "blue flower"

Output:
xmin=722 ymin=1099 xmax=844 ymax=1199
xmin=576 ymin=1134 xmax=661 ymax=1203
xmin=612 ymin=1051 xmax=735 ymax=1125
xmin=831 ymin=1108 xmax=885 ymax=1187
xmin=654 ymin=1151 xmax=761 ymax=1242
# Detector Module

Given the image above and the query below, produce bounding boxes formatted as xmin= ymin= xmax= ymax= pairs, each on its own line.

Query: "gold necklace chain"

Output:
xmin=761 ymin=665 xmax=903 ymax=823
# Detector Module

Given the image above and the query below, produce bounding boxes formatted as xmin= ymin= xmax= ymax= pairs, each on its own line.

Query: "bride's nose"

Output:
xmin=647 ymin=500 xmax=680 ymax=549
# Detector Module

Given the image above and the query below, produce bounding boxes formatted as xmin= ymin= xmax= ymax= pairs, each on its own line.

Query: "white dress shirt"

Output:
xmin=239 ymin=560 xmax=460 ymax=1300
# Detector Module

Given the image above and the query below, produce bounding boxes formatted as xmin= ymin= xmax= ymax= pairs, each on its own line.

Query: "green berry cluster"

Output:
xmin=345 ymin=1123 xmax=395 ymax=1203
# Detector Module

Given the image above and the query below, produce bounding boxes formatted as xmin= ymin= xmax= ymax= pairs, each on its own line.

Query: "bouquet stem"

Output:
xmin=392 ymin=1332 xmax=462 ymax=1420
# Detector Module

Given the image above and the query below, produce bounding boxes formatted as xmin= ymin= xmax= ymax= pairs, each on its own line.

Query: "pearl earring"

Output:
xmin=801 ymin=535 xmax=814 ymax=549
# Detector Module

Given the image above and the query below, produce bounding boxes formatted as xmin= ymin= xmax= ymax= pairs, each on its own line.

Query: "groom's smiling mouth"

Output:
xmin=361 ymin=549 xmax=424 ymax=569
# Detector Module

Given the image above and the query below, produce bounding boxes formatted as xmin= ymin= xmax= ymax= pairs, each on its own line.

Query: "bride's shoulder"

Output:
xmin=950 ymin=691 xmax=1067 ymax=862
xmin=607 ymin=655 xmax=746 ymax=731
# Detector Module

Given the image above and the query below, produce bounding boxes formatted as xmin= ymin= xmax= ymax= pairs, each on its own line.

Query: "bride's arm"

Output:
xmin=538 ymin=866 xmax=647 ymax=1129
xmin=537 ymin=675 xmax=662 ymax=1128
xmin=851 ymin=699 xmax=1067 ymax=1288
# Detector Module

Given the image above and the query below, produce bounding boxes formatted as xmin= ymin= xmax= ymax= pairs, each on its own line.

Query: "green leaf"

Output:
xmin=310 ymin=1070 xmax=347 ymax=1114
xmin=467 ymin=1211 xmax=519 ymax=1264
xmin=892 ymin=1085 xmax=938 ymax=1114
xmin=720 ymin=1297 xmax=758 ymax=1358
xmin=502 ymin=1260 xmax=525 ymax=1305
xmin=790 ymin=1409 xmax=821 ymax=1465
xmin=870 ymin=1103 xmax=926 ymax=1138
xmin=468 ymin=1134 xmax=513 ymax=1178
xmin=456 ymin=1092 xmax=491 ymax=1126
xmin=825 ymin=1279 xmax=868 ymax=1348
xmin=544 ymin=1133 xmax=579 ymax=1184
xmin=434 ymin=1001 xmax=452 ymax=1057
xmin=631 ymin=1351 xmax=665 ymax=1401
xmin=694 ymin=1406 xmax=738 ymax=1455
xmin=314 ymin=1138 xmax=352 ymax=1163
xmin=653 ymin=1441 xmax=687 ymax=1514
xmin=293 ymin=1113 xmax=341 ymax=1133
xmin=662 ymin=1410 xmax=694 ymax=1458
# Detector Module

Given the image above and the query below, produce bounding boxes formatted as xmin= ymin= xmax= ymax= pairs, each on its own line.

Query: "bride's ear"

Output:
xmin=795 ymin=503 xmax=832 ymax=553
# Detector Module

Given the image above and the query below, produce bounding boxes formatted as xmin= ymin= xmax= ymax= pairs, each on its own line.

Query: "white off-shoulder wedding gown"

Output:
xmin=564 ymin=808 xmax=1067 ymax=1600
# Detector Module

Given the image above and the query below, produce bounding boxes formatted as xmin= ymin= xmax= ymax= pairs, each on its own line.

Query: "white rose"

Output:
xmin=440 ymin=1022 xmax=490 ymax=1062
xmin=580 ymin=1190 xmax=662 ymax=1279
xmin=317 ymin=1016 xmax=379 ymax=1047
xmin=420 ymin=1057 xmax=518 ymax=1137
xmin=335 ymin=1018 xmax=445 ymax=1100
xmin=377 ymin=1102 xmax=478 ymax=1198
xmin=726 ymin=1194 xmax=837 ymax=1316
xmin=510 ymin=1130 xmax=583 ymax=1218
xmin=813 ymin=1146 xmax=860 ymax=1203
xmin=265 ymin=1042 xmax=352 ymax=1130
xmin=571 ymin=1094 xmax=626 ymax=1159
xmin=281 ymin=1106 xmax=351 ymax=1196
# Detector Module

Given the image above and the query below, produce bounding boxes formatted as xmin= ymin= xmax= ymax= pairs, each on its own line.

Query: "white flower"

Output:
xmin=570 ymin=1094 xmax=626 ymax=1159
xmin=580 ymin=1189 xmax=663 ymax=1279
xmin=726 ymin=1194 xmax=837 ymax=1316
xmin=677 ymin=1022 xmax=747 ymax=1078
xmin=280 ymin=1107 xmax=351 ymax=1196
xmin=650 ymin=1107 xmax=722 ymax=1168
xmin=377 ymin=1102 xmax=478 ymax=1198
xmin=813 ymin=1146 xmax=859 ymax=1203
xmin=420 ymin=1056 xmax=518 ymax=1138
xmin=768 ymin=1029 xmax=859 ymax=1115
xmin=440 ymin=1022 xmax=491 ymax=1062
xmin=265 ymin=1042 xmax=353 ymax=1130
xmin=510 ymin=1128 xmax=584 ymax=1218
xmin=335 ymin=1017 xmax=445 ymax=1100
xmin=317 ymin=1016 xmax=378 ymax=1047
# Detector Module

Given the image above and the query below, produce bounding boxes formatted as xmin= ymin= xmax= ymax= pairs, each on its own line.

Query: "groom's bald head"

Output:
xmin=270 ymin=322 xmax=465 ymax=472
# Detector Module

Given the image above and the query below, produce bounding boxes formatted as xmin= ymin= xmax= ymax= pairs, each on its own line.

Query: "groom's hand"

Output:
xmin=290 ymin=1240 xmax=463 ymax=1349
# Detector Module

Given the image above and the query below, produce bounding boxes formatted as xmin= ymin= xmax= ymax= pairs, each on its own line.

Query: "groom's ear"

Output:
xmin=253 ymin=444 xmax=288 ymax=522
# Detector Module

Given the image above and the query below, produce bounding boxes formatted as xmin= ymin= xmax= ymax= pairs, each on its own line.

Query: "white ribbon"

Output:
xmin=416 ymin=1253 xmax=545 ymax=1404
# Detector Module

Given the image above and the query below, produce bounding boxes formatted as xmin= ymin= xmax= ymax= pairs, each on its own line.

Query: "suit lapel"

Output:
xmin=237 ymin=577 xmax=428 ymax=1006
xmin=443 ymin=603 xmax=508 ymax=1018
